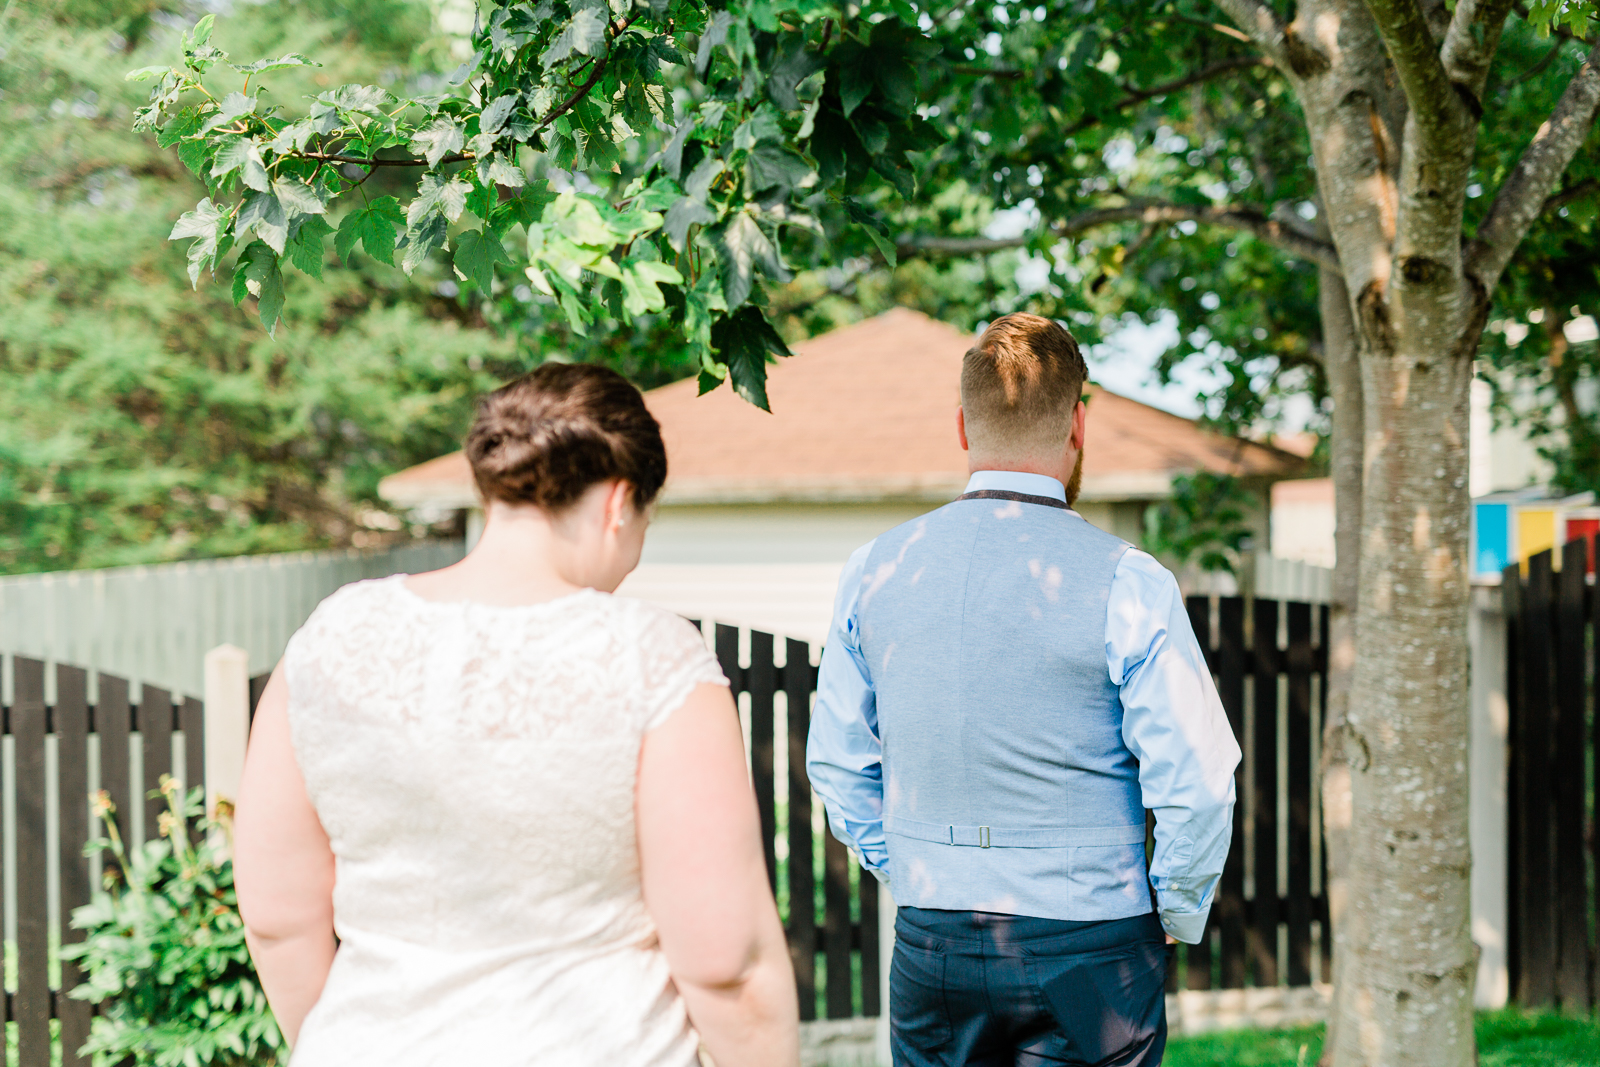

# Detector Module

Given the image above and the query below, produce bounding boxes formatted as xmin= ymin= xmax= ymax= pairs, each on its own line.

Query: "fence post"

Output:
xmin=1468 ymin=585 xmax=1510 ymax=1008
xmin=204 ymin=644 xmax=251 ymax=818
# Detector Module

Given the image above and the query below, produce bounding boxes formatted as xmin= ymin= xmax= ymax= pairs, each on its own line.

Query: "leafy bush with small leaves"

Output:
xmin=1142 ymin=471 xmax=1257 ymax=576
xmin=62 ymin=778 xmax=282 ymax=1067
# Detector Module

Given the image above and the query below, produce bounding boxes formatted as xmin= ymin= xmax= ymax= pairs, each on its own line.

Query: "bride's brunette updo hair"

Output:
xmin=465 ymin=364 xmax=667 ymax=513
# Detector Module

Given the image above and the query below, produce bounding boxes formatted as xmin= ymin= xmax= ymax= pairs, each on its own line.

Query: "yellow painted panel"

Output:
xmin=1518 ymin=508 xmax=1557 ymax=574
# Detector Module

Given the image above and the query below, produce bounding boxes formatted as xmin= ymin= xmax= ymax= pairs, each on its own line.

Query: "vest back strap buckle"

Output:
xmin=886 ymin=815 xmax=1148 ymax=849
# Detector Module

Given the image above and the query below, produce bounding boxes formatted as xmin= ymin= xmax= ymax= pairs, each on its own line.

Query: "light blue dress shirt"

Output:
xmin=808 ymin=470 xmax=1242 ymax=943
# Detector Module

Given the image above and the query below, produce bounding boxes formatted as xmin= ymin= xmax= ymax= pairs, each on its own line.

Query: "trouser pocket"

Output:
xmin=1026 ymin=939 xmax=1167 ymax=1066
xmin=890 ymin=939 xmax=951 ymax=1055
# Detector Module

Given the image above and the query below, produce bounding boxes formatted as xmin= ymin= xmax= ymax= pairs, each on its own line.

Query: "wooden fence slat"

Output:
xmin=784 ymin=639 xmax=817 ymax=1021
xmin=13 ymin=657 xmax=52 ymax=1067
xmin=1215 ymin=597 xmax=1249 ymax=989
xmin=1554 ymin=539 xmax=1590 ymax=1012
xmin=181 ymin=696 xmax=205 ymax=847
xmin=98 ymin=673 xmax=133 ymax=838
xmin=1519 ymin=550 xmax=1557 ymax=1006
xmin=1501 ymin=563 xmax=1524 ymax=995
xmin=1183 ymin=596 xmax=1215 ymax=990
xmin=1285 ymin=602 xmax=1314 ymax=987
xmin=1317 ymin=603 xmax=1332 ymax=984
xmin=1251 ymin=598 xmax=1281 ymax=988
xmin=1592 ymin=556 xmax=1600 ymax=1017
xmin=715 ymin=624 xmax=744 ymax=696
xmin=858 ymin=871 xmax=880 ymax=1017
xmin=822 ymin=830 xmax=853 ymax=1019
xmin=2 ymin=659 xmax=9 ymax=1064
xmin=142 ymin=685 xmax=174 ymax=842
xmin=55 ymin=665 xmax=94 ymax=1067
xmin=747 ymin=631 xmax=778 ymax=890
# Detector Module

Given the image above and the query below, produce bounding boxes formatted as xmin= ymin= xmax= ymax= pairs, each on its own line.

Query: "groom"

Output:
xmin=807 ymin=313 xmax=1240 ymax=1066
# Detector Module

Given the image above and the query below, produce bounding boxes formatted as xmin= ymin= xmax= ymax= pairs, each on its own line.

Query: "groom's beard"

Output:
xmin=1065 ymin=448 xmax=1084 ymax=507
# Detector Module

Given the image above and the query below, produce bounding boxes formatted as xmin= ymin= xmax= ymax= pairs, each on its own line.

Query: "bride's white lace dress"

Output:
xmin=280 ymin=574 xmax=727 ymax=1066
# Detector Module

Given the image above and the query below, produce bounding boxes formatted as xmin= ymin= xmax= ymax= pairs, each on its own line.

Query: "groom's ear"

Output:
xmin=957 ymin=406 xmax=971 ymax=452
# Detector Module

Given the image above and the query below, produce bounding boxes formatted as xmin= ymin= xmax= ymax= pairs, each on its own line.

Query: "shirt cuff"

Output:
xmin=1158 ymin=907 xmax=1209 ymax=945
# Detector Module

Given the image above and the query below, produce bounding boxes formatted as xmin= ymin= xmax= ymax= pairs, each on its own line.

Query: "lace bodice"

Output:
xmin=281 ymin=576 xmax=726 ymax=1067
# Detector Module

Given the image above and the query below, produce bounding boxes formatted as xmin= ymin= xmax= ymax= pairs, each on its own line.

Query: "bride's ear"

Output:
xmin=605 ymin=479 xmax=633 ymax=533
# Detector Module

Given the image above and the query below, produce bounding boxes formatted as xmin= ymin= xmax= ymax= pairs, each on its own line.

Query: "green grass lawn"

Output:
xmin=1166 ymin=1009 xmax=1600 ymax=1067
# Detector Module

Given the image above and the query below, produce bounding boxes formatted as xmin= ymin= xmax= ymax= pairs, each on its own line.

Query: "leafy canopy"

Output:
xmin=130 ymin=0 xmax=943 ymax=408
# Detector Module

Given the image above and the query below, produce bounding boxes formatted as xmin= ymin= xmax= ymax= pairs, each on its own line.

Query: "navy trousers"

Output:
xmin=889 ymin=908 xmax=1169 ymax=1067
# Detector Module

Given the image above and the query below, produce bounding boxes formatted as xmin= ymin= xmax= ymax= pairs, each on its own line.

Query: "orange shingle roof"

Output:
xmin=379 ymin=307 xmax=1302 ymax=508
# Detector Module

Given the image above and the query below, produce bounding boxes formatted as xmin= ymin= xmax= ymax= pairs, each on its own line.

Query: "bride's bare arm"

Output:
xmin=233 ymin=666 xmax=337 ymax=1048
xmin=637 ymin=682 xmax=800 ymax=1067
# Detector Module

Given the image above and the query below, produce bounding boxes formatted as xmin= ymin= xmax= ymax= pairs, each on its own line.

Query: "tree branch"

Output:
xmin=1211 ymin=0 xmax=1291 ymax=68
xmin=1062 ymin=55 xmax=1275 ymax=136
xmin=1056 ymin=200 xmax=1341 ymax=269
xmin=1440 ymin=0 xmax=1517 ymax=102
xmin=1544 ymin=176 xmax=1599 ymax=214
xmin=1363 ymin=0 xmax=1470 ymax=137
xmin=1467 ymin=40 xmax=1600 ymax=290
xmin=897 ymin=199 xmax=1341 ymax=270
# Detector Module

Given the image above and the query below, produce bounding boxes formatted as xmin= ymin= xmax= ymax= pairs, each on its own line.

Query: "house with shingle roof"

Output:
xmin=380 ymin=308 xmax=1306 ymax=640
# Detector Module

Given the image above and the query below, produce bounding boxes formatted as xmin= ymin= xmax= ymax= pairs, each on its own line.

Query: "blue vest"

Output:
xmin=856 ymin=492 xmax=1152 ymax=921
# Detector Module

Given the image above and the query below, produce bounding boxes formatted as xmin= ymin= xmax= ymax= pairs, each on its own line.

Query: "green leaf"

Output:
xmin=200 ymin=92 xmax=257 ymax=135
xmin=235 ymin=190 xmax=287 ymax=254
xmin=665 ymin=196 xmax=716 ymax=252
xmin=746 ymin=142 xmax=812 ymax=205
xmin=845 ymin=199 xmax=897 ymax=268
xmin=710 ymin=306 xmax=791 ymax=411
xmin=286 ymin=216 xmax=333 ymax=279
xmin=719 ymin=211 xmax=788 ymax=307
xmin=334 ymin=196 xmax=403 ymax=265
xmin=231 ymin=241 xmax=286 ymax=335
xmin=169 ymin=198 xmax=230 ymax=287
xmin=768 ymin=34 xmax=826 ymax=112
xmin=453 ymin=229 xmax=511 ymax=294
xmin=839 ymin=62 xmax=873 ymax=119
xmin=126 ymin=66 xmax=171 ymax=83
xmin=479 ymin=94 xmax=520 ymax=136
xmin=620 ymin=259 xmax=684 ymax=316
xmin=410 ymin=117 xmax=465 ymax=168
xmin=211 ymin=138 xmax=269 ymax=192
xmin=541 ymin=8 xmax=608 ymax=66
xmin=402 ymin=212 xmax=448 ymax=275
xmin=273 ymin=178 xmax=327 ymax=218
xmin=232 ymin=53 xmax=318 ymax=74
xmin=502 ymin=180 xmax=558 ymax=230
xmin=190 ymin=13 xmax=216 ymax=49
xmin=408 ymin=172 xmax=471 ymax=228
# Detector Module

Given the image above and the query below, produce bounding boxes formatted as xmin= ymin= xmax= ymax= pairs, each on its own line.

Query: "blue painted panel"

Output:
xmin=1473 ymin=502 xmax=1510 ymax=577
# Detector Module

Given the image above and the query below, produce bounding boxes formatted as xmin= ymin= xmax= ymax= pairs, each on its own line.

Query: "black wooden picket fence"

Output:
xmin=1502 ymin=543 xmax=1599 ymax=1014
xmin=4 ymin=594 xmax=1332 ymax=1063
xmin=1 ymin=655 xmax=204 ymax=1067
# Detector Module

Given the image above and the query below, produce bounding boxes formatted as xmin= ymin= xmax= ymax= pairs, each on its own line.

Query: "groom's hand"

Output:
xmin=1165 ymin=935 xmax=1177 ymax=945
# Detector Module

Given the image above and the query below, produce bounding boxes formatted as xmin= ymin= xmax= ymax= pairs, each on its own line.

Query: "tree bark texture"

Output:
xmin=1318 ymin=262 xmax=1362 ymax=1067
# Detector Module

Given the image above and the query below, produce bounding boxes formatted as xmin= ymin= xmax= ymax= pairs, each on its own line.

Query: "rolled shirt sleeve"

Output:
xmin=1107 ymin=548 xmax=1242 ymax=944
xmin=806 ymin=542 xmax=890 ymax=880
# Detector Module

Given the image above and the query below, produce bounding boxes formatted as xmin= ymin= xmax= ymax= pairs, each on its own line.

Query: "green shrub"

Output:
xmin=62 ymin=778 xmax=282 ymax=1067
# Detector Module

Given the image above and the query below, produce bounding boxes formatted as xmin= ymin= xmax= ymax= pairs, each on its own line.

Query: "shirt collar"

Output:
xmin=963 ymin=470 xmax=1068 ymax=502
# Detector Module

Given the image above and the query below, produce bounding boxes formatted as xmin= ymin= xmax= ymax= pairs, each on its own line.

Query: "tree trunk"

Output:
xmin=1332 ymin=305 xmax=1479 ymax=1067
xmin=1318 ymin=262 xmax=1361 ymax=1066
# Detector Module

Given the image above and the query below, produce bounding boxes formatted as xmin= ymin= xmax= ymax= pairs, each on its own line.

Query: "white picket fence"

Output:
xmin=0 ymin=541 xmax=466 ymax=699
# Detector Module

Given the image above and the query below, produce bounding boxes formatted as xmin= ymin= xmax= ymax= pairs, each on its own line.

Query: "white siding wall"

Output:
xmin=0 ymin=541 xmax=465 ymax=699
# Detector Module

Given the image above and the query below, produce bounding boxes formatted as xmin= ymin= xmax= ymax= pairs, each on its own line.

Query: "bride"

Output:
xmin=232 ymin=364 xmax=800 ymax=1066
